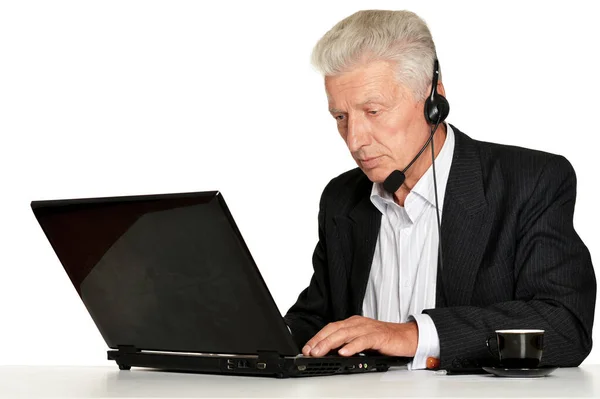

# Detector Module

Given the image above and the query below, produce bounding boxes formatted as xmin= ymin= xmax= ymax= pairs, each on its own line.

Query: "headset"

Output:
xmin=382 ymin=59 xmax=449 ymax=192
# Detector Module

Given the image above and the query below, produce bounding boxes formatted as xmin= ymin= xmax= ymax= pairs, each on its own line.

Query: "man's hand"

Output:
xmin=302 ymin=315 xmax=418 ymax=357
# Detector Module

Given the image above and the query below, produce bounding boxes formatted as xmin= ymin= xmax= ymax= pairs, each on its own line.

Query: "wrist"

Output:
xmin=404 ymin=321 xmax=419 ymax=357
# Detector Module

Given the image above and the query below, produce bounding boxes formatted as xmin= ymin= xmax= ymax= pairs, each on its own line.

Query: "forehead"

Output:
xmin=325 ymin=60 xmax=401 ymax=107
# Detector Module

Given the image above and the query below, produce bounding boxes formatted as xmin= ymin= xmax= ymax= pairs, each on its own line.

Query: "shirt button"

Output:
xmin=403 ymin=280 xmax=411 ymax=287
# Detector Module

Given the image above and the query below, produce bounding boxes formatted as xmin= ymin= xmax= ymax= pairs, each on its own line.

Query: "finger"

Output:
xmin=338 ymin=334 xmax=374 ymax=357
xmin=310 ymin=320 xmax=375 ymax=356
xmin=302 ymin=316 xmax=369 ymax=356
xmin=302 ymin=321 xmax=346 ymax=355
xmin=309 ymin=326 xmax=355 ymax=357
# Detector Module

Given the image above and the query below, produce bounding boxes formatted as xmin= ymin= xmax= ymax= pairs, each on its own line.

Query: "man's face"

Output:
xmin=325 ymin=60 xmax=428 ymax=183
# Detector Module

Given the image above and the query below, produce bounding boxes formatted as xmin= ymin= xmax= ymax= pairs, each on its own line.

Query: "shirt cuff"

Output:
xmin=407 ymin=313 xmax=440 ymax=370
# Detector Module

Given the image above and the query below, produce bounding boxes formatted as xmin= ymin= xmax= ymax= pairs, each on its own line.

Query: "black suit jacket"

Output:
xmin=283 ymin=125 xmax=596 ymax=369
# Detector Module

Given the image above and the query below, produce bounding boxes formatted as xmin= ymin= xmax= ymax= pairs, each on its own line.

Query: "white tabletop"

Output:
xmin=1 ymin=365 xmax=599 ymax=399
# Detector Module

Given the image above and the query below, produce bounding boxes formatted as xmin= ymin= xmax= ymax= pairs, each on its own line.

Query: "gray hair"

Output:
xmin=311 ymin=10 xmax=439 ymax=101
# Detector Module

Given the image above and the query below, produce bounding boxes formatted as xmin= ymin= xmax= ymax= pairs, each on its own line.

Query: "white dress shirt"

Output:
xmin=362 ymin=123 xmax=455 ymax=370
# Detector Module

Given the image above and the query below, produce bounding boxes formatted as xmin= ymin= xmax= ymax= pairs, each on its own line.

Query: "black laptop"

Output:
xmin=31 ymin=191 xmax=410 ymax=378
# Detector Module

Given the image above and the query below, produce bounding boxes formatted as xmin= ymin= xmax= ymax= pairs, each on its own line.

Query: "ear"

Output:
xmin=437 ymin=81 xmax=446 ymax=98
xmin=422 ymin=81 xmax=446 ymax=101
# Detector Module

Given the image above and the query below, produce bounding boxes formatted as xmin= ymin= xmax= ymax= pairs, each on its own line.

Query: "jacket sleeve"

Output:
xmin=283 ymin=183 xmax=333 ymax=350
xmin=424 ymin=155 xmax=596 ymax=369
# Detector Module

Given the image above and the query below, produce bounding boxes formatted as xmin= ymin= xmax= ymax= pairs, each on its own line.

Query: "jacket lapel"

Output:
xmin=437 ymin=126 xmax=492 ymax=306
xmin=347 ymin=197 xmax=382 ymax=315
xmin=333 ymin=192 xmax=382 ymax=317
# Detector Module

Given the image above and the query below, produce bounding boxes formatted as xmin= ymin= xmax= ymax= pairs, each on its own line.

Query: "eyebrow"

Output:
xmin=329 ymin=97 xmax=386 ymax=113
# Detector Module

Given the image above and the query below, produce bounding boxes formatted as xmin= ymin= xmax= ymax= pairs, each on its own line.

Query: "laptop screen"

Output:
xmin=31 ymin=191 xmax=298 ymax=356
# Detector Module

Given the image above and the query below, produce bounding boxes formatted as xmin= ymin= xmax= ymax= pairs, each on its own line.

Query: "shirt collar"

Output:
xmin=370 ymin=123 xmax=456 ymax=222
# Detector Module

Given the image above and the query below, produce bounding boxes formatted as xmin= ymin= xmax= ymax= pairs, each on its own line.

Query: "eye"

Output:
xmin=335 ymin=115 xmax=345 ymax=121
xmin=368 ymin=110 xmax=379 ymax=115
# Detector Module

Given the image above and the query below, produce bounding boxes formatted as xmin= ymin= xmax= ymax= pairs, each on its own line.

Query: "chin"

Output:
xmin=360 ymin=167 xmax=389 ymax=184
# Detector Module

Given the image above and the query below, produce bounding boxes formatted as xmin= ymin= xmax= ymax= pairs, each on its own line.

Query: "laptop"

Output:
xmin=31 ymin=191 xmax=410 ymax=377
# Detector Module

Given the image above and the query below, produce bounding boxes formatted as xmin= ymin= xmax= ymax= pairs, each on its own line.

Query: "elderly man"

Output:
xmin=283 ymin=10 xmax=596 ymax=370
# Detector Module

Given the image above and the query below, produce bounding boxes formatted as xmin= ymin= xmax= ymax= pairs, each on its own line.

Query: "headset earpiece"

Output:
xmin=424 ymin=59 xmax=450 ymax=125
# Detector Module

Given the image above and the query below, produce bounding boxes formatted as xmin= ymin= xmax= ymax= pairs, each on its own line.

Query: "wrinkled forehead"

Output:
xmin=324 ymin=70 xmax=408 ymax=112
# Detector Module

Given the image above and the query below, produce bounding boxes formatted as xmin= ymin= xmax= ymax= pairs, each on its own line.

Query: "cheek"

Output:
xmin=372 ymin=119 xmax=402 ymax=148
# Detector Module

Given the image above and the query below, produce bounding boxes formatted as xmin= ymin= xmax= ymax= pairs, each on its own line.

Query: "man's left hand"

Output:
xmin=302 ymin=315 xmax=419 ymax=357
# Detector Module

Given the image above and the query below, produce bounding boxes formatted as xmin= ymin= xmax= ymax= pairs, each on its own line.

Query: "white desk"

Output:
xmin=1 ymin=365 xmax=598 ymax=399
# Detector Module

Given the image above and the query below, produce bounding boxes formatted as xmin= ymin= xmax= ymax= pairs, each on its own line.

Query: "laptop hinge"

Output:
xmin=117 ymin=345 xmax=140 ymax=354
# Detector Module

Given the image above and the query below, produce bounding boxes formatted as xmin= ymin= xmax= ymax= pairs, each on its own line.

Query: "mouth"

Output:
xmin=359 ymin=156 xmax=383 ymax=169
xmin=359 ymin=155 xmax=381 ymax=162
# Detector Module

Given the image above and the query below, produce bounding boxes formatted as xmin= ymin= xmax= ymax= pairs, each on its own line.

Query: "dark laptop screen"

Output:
xmin=31 ymin=191 xmax=298 ymax=356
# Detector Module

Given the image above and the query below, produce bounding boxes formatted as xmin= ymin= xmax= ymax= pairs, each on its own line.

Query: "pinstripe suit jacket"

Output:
xmin=283 ymin=125 xmax=596 ymax=369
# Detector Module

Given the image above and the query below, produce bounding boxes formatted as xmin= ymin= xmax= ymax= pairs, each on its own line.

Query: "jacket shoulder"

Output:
xmin=452 ymin=125 xmax=576 ymax=204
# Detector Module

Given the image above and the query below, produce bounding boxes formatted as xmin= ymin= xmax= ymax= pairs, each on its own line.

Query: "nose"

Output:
xmin=345 ymin=115 xmax=370 ymax=153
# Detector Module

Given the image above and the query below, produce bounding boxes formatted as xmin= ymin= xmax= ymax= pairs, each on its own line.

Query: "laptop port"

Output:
xmin=257 ymin=362 xmax=267 ymax=370
xmin=237 ymin=360 xmax=250 ymax=369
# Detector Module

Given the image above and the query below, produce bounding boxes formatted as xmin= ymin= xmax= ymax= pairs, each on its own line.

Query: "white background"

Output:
xmin=1 ymin=0 xmax=598 ymax=366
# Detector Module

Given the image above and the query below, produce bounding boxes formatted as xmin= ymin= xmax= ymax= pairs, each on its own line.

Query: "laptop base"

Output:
xmin=107 ymin=347 xmax=406 ymax=378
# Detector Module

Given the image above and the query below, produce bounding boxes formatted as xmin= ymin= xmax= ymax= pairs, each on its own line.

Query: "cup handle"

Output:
xmin=486 ymin=335 xmax=498 ymax=358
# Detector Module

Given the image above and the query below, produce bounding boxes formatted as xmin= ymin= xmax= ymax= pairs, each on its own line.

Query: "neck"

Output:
xmin=393 ymin=123 xmax=447 ymax=206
